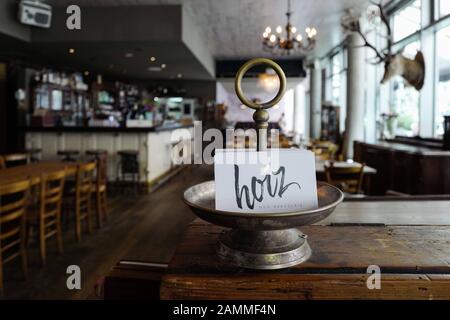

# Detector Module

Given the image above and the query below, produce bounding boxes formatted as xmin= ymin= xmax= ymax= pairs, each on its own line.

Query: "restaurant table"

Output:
xmin=104 ymin=200 xmax=450 ymax=300
xmin=0 ymin=161 xmax=79 ymax=185
xmin=159 ymin=220 xmax=450 ymax=300
xmin=315 ymin=160 xmax=377 ymax=194
xmin=315 ymin=159 xmax=377 ymax=175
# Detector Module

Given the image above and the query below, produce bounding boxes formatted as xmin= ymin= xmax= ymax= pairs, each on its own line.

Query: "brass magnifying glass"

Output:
xmin=234 ymin=58 xmax=287 ymax=151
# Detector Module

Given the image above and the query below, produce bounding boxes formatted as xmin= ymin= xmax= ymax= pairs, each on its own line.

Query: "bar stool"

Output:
xmin=26 ymin=148 xmax=42 ymax=163
xmin=86 ymin=149 xmax=108 ymax=162
xmin=117 ymin=150 xmax=140 ymax=195
xmin=57 ymin=150 xmax=80 ymax=162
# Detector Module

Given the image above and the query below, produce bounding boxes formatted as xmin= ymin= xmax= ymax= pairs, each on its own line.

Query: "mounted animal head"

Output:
xmin=341 ymin=1 xmax=425 ymax=90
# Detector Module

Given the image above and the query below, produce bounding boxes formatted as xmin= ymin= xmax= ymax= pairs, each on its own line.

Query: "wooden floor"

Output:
xmin=1 ymin=165 xmax=213 ymax=299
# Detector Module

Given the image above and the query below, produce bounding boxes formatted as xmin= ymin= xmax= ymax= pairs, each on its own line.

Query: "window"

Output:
xmin=331 ymin=53 xmax=342 ymax=106
xmin=435 ymin=26 xmax=450 ymax=137
xmin=391 ymin=41 xmax=421 ymax=137
xmin=392 ymin=0 xmax=421 ymax=42
xmin=440 ymin=0 xmax=450 ymax=17
xmin=323 ymin=50 xmax=346 ymax=134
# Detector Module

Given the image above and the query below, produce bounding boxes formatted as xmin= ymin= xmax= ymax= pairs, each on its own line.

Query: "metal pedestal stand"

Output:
xmin=183 ymin=58 xmax=343 ymax=269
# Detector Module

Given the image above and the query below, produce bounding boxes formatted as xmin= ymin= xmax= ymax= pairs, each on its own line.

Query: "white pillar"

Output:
xmin=293 ymin=83 xmax=306 ymax=136
xmin=309 ymin=60 xmax=322 ymax=139
xmin=343 ymin=33 xmax=365 ymax=159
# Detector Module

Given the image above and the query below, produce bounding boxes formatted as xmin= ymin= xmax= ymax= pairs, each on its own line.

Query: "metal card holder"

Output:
xmin=183 ymin=58 xmax=343 ymax=269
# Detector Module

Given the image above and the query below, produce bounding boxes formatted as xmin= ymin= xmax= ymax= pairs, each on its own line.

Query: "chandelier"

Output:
xmin=262 ymin=0 xmax=317 ymax=55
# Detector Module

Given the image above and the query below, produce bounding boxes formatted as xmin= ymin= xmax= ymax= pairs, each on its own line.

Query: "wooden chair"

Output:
xmin=2 ymin=153 xmax=29 ymax=168
xmin=93 ymin=157 xmax=108 ymax=228
xmin=27 ymin=170 xmax=66 ymax=266
xmin=73 ymin=162 xmax=96 ymax=241
xmin=0 ymin=179 xmax=31 ymax=294
xmin=312 ymin=141 xmax=339 ymax=161
xmin=324 ymin=162 xmax=366 ymax=194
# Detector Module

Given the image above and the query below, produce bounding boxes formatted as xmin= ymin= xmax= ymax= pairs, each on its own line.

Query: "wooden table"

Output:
xmin=103 ymin=199 xmax=450 ymax=299
xmin=315 ymin=159 xmax=377 ymax=175
xmin=0 ymin=161 xmax=79 ymax=185
xmin=159 ymin=220 xmax=450 ymax=300
xmin=315 ymin=160 xmax=377 ymax=194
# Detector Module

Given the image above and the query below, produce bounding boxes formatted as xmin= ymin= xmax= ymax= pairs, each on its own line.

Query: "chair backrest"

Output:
xmin=76 ymin=162 xmax=96 ymax=195
xmin=96 ymin=157 xmax=108 ymax=187
xmin=0 ymin=179 xmax=31 ymax=252
xmin=2 ymin=153 xmax=29 ymax=168
xmin=324 ymin=162 xmax=365 ymax=194
xmin=40 ymin=170 xmax=66 ymax=217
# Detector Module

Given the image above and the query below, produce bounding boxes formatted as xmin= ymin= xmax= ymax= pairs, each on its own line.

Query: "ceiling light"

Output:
xmin=177 ymin=73 xmax=182 ymax=78
xmin=69 ymin=48 xmax=75 ymax=54
xmin=125 ymin=52 xmax=134 ymax=58
xmin=261 ymin=0 xmax=317 ymax=54
xmin=161 ymin=64 xmax=166 ymax=69
xmin=150 ymin=56 xmax=156 ymax=62
xmin=148 ymin=66 xmax=162 ymax=72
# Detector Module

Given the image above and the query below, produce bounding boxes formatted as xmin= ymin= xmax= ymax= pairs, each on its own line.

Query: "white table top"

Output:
xmin=315 ymin=160 xmax=377 ymax=174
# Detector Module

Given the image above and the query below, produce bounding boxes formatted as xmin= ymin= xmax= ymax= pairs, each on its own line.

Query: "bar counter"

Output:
xmin=23 ymin=124 xmax=194 ymax=186
xmin=23 ymin=124 xmax=194 ymax=133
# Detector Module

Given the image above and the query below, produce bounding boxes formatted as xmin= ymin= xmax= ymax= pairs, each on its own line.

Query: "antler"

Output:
xmin=341 ymin=1 xmax=392 ymax=64
xmin=353 ymin=20 xmax=386 ymax=62
xmin=341 ymin=10 xmax=386 ymax=63
xmin=369 ymin=0 xmax=392 ymax=56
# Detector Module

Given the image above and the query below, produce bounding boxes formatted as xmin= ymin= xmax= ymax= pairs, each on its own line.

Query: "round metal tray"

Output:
xmin=183 ymin=181 xmax=344 ymax=269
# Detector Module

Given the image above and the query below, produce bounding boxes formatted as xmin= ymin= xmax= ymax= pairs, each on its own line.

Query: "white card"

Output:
xmin=214 ymin=149 xmax=318 ymax=213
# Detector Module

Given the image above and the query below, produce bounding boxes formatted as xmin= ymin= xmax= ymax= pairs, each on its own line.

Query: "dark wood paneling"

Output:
xmin=354 ymin=141 xmax=450 ymax=195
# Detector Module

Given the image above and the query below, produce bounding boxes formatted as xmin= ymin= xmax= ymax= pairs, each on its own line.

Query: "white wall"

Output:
xmin=216 ymin=78 xmax=305 ymax=129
